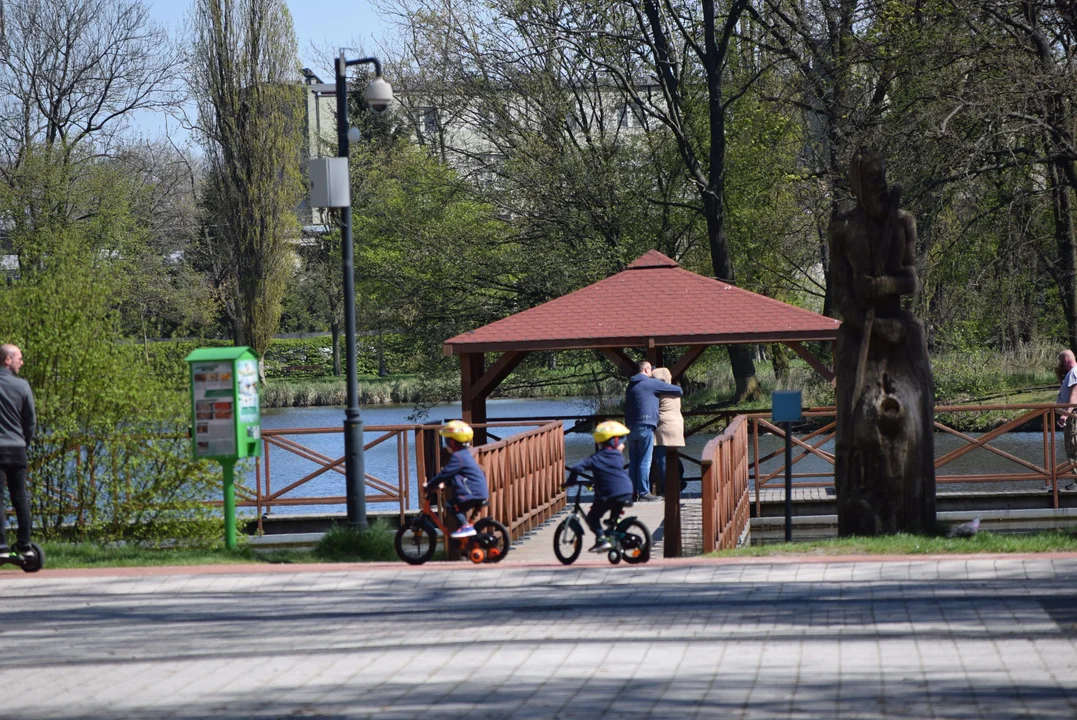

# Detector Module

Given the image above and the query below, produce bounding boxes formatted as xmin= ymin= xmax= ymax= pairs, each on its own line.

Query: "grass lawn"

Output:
xmin=710 ymin=530 xmax=1077 ymax=558
xmin=1 ymin=522 xmax=401 ymax=571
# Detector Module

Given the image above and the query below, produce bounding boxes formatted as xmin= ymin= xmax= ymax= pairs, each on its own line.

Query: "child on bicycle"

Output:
xmin=563 ymin=420 xmax=634 ymax=552
xmin=424 ymin=420 xmax=489 ymax=539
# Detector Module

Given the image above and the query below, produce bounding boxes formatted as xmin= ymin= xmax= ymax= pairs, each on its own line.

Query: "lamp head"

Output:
xmin=364 ymin=76 xmax=393 ymax=115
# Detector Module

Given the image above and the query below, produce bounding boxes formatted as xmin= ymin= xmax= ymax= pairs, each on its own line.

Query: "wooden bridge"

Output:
xmin=234 ymin=402 xmax=1077 ymax=560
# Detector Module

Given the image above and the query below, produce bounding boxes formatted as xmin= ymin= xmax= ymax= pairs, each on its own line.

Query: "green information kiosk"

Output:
xmin=185 ymin=347 xmax=262 ymax=549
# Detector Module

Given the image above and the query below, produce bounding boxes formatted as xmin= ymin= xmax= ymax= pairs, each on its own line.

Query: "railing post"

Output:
xmin=663 ymin=449 xmax=681 ymax=558
xmin=255 ymin=456 xmax=263 ymax=534
xmin=263 ymin=436 xmax=271 ymax=517
xmin=753 ymin=418 xmax=760 ymax=516
xmin=1051 ymin=407 xmax=1059 ymax=509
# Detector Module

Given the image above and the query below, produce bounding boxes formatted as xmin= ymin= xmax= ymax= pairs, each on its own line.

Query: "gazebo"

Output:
xmin=443 ymin=250 xmax=841 ymax=556
xmin=443 ymin=250 xmax=841 ymax=438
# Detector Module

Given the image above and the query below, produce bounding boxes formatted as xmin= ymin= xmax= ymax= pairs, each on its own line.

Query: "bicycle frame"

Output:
xmin=564 ymin=484 xmax=636 ymax=545
xmin=416 ymin=482 xmax=483 ymax=550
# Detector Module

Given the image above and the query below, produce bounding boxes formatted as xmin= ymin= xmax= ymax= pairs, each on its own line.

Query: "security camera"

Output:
xmin=364 ymin=77 xmax=394 ymax=115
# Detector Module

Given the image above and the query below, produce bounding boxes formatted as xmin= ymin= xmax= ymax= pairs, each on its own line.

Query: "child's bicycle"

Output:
xmin=394 ymin=483 xmax=510 ymax=565
xmin=0 ymin=543 xmax=44 ymax=573
xmin=554 ymin=483 xmax=652 ymax=565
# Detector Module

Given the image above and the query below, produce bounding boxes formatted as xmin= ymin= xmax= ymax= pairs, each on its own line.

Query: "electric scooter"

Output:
xmin=0 ymin=543 xmax=44 ymax=573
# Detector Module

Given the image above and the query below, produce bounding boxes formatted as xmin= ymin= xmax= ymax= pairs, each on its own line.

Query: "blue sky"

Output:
xmin=136 ymin=0 xmax=391 ymax=141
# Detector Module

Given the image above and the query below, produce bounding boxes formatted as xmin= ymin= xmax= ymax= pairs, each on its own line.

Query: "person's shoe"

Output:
xmin=638 ymin=492 xmax=660 ymax=502
xmin=589 ymin=537 xmax=612 ymax=552
xmin=0 ymin=545 xmax=10 ymax=557
xmin=450 ymin=525 xmax=477 ymax=539
xmin=1064 ymin=482 xmax=1077 ymax=492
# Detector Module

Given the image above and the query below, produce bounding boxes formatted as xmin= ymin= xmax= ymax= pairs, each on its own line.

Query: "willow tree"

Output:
xmin=191 ymin=0 xmax=303 ymax=367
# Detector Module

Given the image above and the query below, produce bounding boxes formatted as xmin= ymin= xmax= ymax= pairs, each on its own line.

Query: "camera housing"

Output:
xmin=365 ymin=77 xmax=394 ymax=115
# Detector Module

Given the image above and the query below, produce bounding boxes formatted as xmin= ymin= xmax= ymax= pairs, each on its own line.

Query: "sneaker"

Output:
xmin=589 ymin=537 xmax=612 ymax=552
xmin=638 ymin=492 xmax=660 ymax=502
xmin=450 ymin=525 xmax=477 ymax=539
xmin=0 ymin=545 xmax=9 ymax=557
xmin=1064 ymin=482 xmax=1077 ymax=492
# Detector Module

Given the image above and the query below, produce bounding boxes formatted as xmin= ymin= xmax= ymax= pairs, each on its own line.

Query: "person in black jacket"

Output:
xmin=564 ymin=420 xmax=634 ymax=552
xmin=0 ymin=344 xmax=36 ymax=558
xmin=424 ymin=420 xmax=489 ymax=538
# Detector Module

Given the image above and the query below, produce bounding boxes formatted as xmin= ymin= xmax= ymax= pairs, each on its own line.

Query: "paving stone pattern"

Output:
xmin=2 ymin=557 xmax=1077 ymax=719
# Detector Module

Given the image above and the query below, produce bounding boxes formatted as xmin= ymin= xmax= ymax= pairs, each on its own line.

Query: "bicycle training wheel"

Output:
xmin=553 ymin=520 xmax=582 ymax=565
xmin=474 ymin=518 xmax=510 ymax=563
xmin=394 ymin=520 xmax=438 ymax=565
xmin=618 ymin=519 xmax=652 ymax=564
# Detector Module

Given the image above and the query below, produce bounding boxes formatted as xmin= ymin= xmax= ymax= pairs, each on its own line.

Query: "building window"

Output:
xmin=421 ymin=107 xmax=438 ymax=139
xmin=619 ymin=101 xmax=646 ymax=129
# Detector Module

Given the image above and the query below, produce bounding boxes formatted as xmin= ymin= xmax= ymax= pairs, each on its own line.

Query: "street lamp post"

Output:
xmin=331 ymin=52 xmax=393 ymax=529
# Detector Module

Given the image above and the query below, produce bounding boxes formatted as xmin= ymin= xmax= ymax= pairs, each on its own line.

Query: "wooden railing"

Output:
xmin=245 ymin=420 xmax=561 ymax=533
xmin=470 ymin=422 xmax=566 ymax=541
xmin=700 ymin=416 xmax=751 ymax=553
xmin=747 ymin=403 xmax=1077 ymax=513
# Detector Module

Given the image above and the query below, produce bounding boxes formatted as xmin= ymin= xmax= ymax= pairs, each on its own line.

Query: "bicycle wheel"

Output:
xmin=553 ymin=520 xmax=583 ymax=565
xmin=394 ymin=519 xmax=438 ymax=565
xmin=474 ymin=518 xmax=510 ymax=563
xmin=618 ymin=518 xmax=652 ymax=564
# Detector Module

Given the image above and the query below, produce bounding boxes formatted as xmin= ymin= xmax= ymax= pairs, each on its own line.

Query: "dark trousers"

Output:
xmin=453 ymin=498 xmax=486 ymax=528
xmin=0 ymin=447 xmax=31 ymax=549
xmin=586 ymin=494 xmax=633 ymax=537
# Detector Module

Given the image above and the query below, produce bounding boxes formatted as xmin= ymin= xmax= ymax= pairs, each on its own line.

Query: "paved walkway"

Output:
xmin=3 ymin=555 xmax=1077 ymax=718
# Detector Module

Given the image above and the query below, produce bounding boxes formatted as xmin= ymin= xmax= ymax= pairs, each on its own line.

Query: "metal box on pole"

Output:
xmin=185 ymin=347 xmax=262 ymax=549
xmin=772 ymin=390 xmax=803 ymax=542
xmin=308 ymin=157 xmax=351 ymax=208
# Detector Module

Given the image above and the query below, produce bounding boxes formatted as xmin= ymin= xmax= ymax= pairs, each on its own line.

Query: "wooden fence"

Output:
xmin=700 ymin=416 xmax=751 ymax=553
xmin=247 ymin=420 xmax=563 ymax=534
xmin=748 ymin=403 xmax=1077 ymax=513
xmin=469 ymin=422 xmax=566 ymax=541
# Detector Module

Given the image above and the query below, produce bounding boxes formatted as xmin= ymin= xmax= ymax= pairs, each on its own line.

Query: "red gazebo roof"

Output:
xmin=444 ymin=250 xmax=840 ymax=353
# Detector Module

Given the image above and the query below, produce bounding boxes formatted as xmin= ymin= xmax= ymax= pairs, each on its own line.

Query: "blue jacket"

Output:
xmin=428 ymin=448 xmax=489 ymax=503
xmin=567 ymin=447 xmax=633 ymax=501
xmin=624 ymin=373 xmax=682 ymax=427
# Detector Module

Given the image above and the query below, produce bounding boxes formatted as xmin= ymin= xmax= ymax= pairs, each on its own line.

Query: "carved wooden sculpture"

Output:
xmin=829 ymin=149 xmax=936 ymax=535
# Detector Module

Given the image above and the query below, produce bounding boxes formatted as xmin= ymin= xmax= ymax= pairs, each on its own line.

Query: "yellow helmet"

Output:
xmin=593 ymin=420 xmax=630 ymax=444
xmin=439 ymin=419 xmax=474 ymax=444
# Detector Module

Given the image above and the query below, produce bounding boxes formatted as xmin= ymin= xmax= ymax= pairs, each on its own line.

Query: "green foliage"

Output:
xmin=0 ymin=211 xmax=221 ymax=546
xmin=314 ymin=520 xmax=398 ymax=562
xmin=350 ymin=142 xmax=514 ymax=360
xmin=192 ymin=0 xmax=305 ymax=360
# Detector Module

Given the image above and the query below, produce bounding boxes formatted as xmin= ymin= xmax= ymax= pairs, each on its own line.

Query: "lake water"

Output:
xmin=247 ymin=398 xmax=1068 ymax=516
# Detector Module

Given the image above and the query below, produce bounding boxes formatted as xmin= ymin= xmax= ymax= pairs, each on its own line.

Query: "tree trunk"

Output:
xmin=1049 ymin=159 xmax=1077 ymax=353
xmin=331 ymin=320 xmax=341 ymax=377
xmin=377 ymin=327 xmax=387 ymax=377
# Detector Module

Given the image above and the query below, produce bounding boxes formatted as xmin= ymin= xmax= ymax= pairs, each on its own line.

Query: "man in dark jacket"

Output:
xmin=425 ymin=420 xmax=489 ymax=538
xmin=564 ymin=420 xmax=634 ymax=552
xmin=0 ymin=344 xmax=36 ymax=557
xmin=624 ymin=360 xmax=683 ymax=501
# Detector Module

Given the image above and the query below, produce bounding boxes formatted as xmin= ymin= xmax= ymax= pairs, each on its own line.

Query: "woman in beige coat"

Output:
xmin=651 ymin=367 xmax=684 ymax=492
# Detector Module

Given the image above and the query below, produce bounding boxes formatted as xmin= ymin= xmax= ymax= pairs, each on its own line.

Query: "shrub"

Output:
xmin=314 ymin=519 xmax=397 ymax=561
xmin=0 ymin=238 xmax=223 ymax=546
